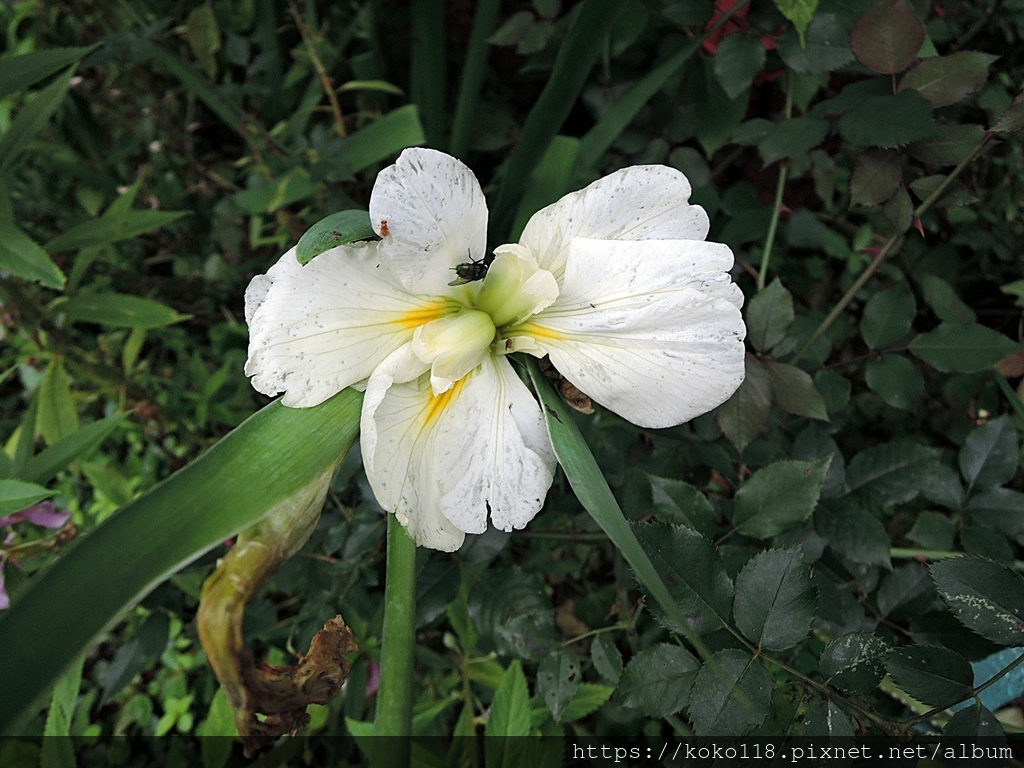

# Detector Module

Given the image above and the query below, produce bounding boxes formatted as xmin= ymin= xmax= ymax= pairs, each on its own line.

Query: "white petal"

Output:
xmin=369 ymin=148 xmax=488 ymax=297
xmin=526 ymin=238 xmax=746 ymax=429
xmin=519 ymin=165 xmax=711 ymax=281
xmin=431 ymin=355 xmax=555 ymax=535
xmin=361 ymin=346 xmax=465 ymax=551
xmin=361 ymin=350 xmax=555 ymax=550
xmin=245 ymin=243 xmax=453 ymax=408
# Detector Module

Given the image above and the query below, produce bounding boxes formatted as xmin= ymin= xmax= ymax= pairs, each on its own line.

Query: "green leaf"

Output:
xmin=910 ymin=323 xmax=1021 ymax=373
xmin=184 ymin=4 xmax=220 ymax=79
xmin=850 ymin=150 xmax=902 ymax=207
xmin=839 ymin=90 xmax=938 ymax=148
xmin=342 ymin=105 xmax=426 ymax=174
xmin=909 ymin=174 xmax=979 ymax=207
xmin=860 ymin=282 xmax=916 ymax=349
xmin=766 ymin=362 xmax=829 ymax=420
xmin=46 ymin=210 xmax=189 ymax=252
xmin=0 ymin=220 xmax=65 ymax=289
xmin=991 ymin=91 xmax=1024 ymax=134
xmin=296 ymin=210 xmax=376 ymax=265
xmin=231 ymin=168 xmax=316 ymax=214
xmin=0 ymin=390 xmax=363 ymax=733
xmin=816 ymin=501 xmax=892 ymax=567
xmin=450 ymin=0 xmax=502 ymax=158
xmin=0 ymin=68 xmax=74 ymax=177
xmin=907 ymin=511 xmax=956 ymax=550
xmin=616 ymin=643 xmax=698 ymax=718
xmin=921 ymin=274 xmax=976 ymax=324
xmin=0 ymin=46 xmax=98 ymax=100
xmin=844 ymin=440 xmax=939 ymax=506
xmin=776 ymin=14 xmax=854 ymax=75
xmin=970 ymin=488 xmax=1024 ymax=544
xmin=884 ymin=646 xmax=973 ymax=709
xmin=733 ymin=548 xmax=816 ymax=650
xmin=537 ymin=649 xmax=580 ymax=724
xmin=559 ymin=684 xmax=614 ymax=723
xmin=0 ymin=479 xmax=56 ymax=516
xmin=758 ymin=116 xmax=829 ymax=166
xmin=38 ymin=359 xmax=79 ymax=445
xmin=819 ymin=631 xmax=890 ymax=694
xmin=773 ymin=0 xmax=819 ymax=40
xmin=931 ymin=557 xmax=1024 ymax=645
xmin=713 ymin=34 xmax=766 ymax=100
xmin=850 ymin=0 xmax=924 ymax=75
xmin=590 ymin=635 xmax=623 ymax=685
xmin=715 ymin=354 xmax=772 ymax=452
xmin=525 ymin=358 xmax=718 ymax=659
xmin=898 ymin=52 xmax=997 ymax=108
xmin=883 ymin=187 xmax=914 ymax=233
xmin=803 ymin=700 xmax=855 ymax=737
xmin=943 ymin=703 xmax=1007 ymax=742
xmin=42 ymin=653 xmax=83 ymax=768
xmin=62 ymin=293 xmax=188 ymax=329
xmin=648 ymin=475 xmax=716 ymax=537
xmin=486 ymin=661 xmax=531 ymax=739
xmin=960 ymin=416 xmax=1019 ymax=490
xmin=746 ymin=279 xmax=794 ymax=353
xmin=909 ymin=124 xmax=987 ymax=167
xmin=511 ymin=135 xmax=579 ymax=240
xmin=865 ymin=355 xmax=923 ymax=410
xmin=689 ymin=650 xmax=772 ymax=737
xmin=733 ymin=457 xmax=831 ymax=539
xmin=633 ymin=522 xmax=733 ymax=635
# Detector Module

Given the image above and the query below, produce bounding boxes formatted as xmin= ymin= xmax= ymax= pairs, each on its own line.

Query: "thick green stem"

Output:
xmin=373 ymin=516 xmax=418 ymax=747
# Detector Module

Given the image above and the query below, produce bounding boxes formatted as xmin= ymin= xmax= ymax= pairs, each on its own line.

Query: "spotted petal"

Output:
xmin=519 ymin=165 xmax=711 ymax=281
xmin=361 ymin=351 xmax=555 ymax=551
xmin=245 ymin=243 xmax=453 ymax=407
xmin=370 ymin=148 xmax=488 ymax=297
xmin=523 ymin=238 xmax=745 ymax=429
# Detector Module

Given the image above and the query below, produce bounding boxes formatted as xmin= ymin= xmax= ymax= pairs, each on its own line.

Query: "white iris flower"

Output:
xmin=244 ymin=149 xmax=746 ymax=551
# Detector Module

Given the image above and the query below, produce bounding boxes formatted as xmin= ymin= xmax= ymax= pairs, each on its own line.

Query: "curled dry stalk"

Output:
xmin=197 ymin=467 xmax=357 ymax=756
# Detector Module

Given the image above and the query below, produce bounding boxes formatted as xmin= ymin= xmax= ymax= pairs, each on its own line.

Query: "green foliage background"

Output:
xmin=1 ymin=0 xmax=1024 ymax=762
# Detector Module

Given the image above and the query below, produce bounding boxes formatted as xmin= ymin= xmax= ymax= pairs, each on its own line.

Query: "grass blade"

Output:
xmin=449 ymin=0 xmax=502 ymax=159
xmin=410 ymin=0 xmax=447 ymax=147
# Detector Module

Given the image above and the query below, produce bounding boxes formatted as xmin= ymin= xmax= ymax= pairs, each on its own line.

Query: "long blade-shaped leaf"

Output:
xmin=0 ymin=389 xmax=363 ymax=733
xmin=449 ymin=0 xmax=502 ymax=159
xmin=410 ymin=0 xmax=447 ymax=148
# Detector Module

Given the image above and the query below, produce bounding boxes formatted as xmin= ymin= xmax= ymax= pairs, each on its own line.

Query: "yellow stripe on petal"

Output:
xmin=397 ymin=301 xmax=454 ymax=330
xmin=423 ymin=375 xmax=467 ymax=426
xmin=515 ymin=322 xmax=564 ymax=342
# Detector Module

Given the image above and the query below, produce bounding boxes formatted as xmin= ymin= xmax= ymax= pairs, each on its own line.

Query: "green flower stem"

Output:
xmin=792 ymin=132 xmax=994 ymax=364
xmin=890 ymin=547 xmax=1024 ymax=572
xmin=757 ymin=78 xmax=793 ymax=291
xmin=373 ymin=515 xmax=417 ymax=746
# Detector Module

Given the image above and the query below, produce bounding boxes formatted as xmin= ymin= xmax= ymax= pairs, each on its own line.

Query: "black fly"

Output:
xmin=448 ymin=252 xmax=494 ymax=286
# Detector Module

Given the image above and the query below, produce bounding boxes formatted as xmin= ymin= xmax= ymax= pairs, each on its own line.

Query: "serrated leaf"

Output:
xmin=910 ymin=323 xmax=1021 ymax=373
xmin=815 ymin=501 xmax=892 ymax=567
xmin=943 ymin=702 xmax=1007 ymax=742
xmin=959 ymin=416 xmax=1019 ymax=490
xmin=632 ymin=522 xmax=733 ymax=635
xmin=689 ymin=650 xmax=772 ymax=737
xmin=883 ymin=187 xmax=914 ymax=233
xmin=860 ymin=282 xmax=916 ymax=349
xmin=865 ymin=355 xmax=923 ymax=410
xmin=839 ymin=90 xmax=938 ymax=147
xmin=851 ymin=150 xmax=902 ymax=207
xmin=616 ymin=644 xmax=698 ymax=718
xmin=931 ymin=557 xmax=1024 ymax=645
xmin=713 ymin=34 xmax=766 ymax=100
xmin=766 ymin=362 xmax=829 ymax=420
xmin=907 ymin=511 xmax=956 ymax=550
xmin=884 ymin=645 xmax=973 ymax=709
xmin=648 ymin=476 xmax=716 ymax=537
xmin=969 ymin=488 xmax=1024 ymax=544
xmin=845 ymin=440 xmax=939 ymax=505
xmin=486 ymin=661 xmax=531 ymax=737
xmin=184 ymin=4 xmax=220 ymax=79
xmin=773 ymin=0 xmax=819 ymax=40
xmin=899 ymin=52 xmax=997 ymax=108
xmin=734 ymin=457 xmax=831 ymax=538
xmin=909 ymin=174 xmax=979 ymax=207
xmin=850 ymin=0 xmax=924 ymax=75
xmin=908 ymin=124 xmax=986 ymax=166
xmin=0 ymin=480 xmax=56 ymax=516
xmin=991 ymin=91 xmax=1024 ymax=134
xmin=537 ymin=649 xmax=580 ymax=724
xmin=776 ymin=14 xmax=854 ymax=75
xmin=733 ymin=548 xmax=816 ymax=650
xmin=819 ymin=631 xmax=890 ymax=694
xmin=295 ymin=210 xmax=376 ymax=264
xmin=559 ymin=684 xmax=614 ymax=723
xmin=696 ymin=59 xmax=750 ymax=155
xmin=921 ymin=274 xmax=976 ymax=323
xmin=38 ymin=359 xmax=79 ymax=446
xmin=590 ymin=635 xmax=622 ymax=684
xmin=803 ymin=700 xmax=855 ymax=737
xmin=0 ymin=220 xmax=65 ymax=289
xmin=715 ymin=354 xmax=772 ymax=452
xmin=759 ymin=116 xmax=829 ymax=166
xmin=62 ymin=292 xmax=187 ymax=329
xmin=746 ymin=279 xmax=794 ymax=352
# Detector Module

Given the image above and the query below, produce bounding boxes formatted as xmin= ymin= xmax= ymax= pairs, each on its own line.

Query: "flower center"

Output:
xmin=412 ymin=309 xmax=496 ymax=395
xmin=472 ymin=244 xmax=559 ymax=329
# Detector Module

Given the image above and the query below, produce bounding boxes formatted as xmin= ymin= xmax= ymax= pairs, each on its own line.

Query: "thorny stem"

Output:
xmin=757 ymin=78 xmax=793 ymax=291
xmin=290 ymin=5 xmax=347 ymax=137
xmin=792 ymin=132 xmax=995 ymax=364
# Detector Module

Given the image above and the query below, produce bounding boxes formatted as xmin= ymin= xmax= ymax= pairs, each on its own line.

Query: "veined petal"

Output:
xmin=524 ymin=238 xmax=746 ymax=429
xmin=245 ymin=243 xmax=452 ymax=408
xmin=519 ymin=165 xmax=711 ymax=281
xmin=412 ymin=309 xmax=495 ymax=395
xmin=361 ymin=351 xmax=555 ymax=550
xmin=369 ymin=148 xmax=488 ymax=297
